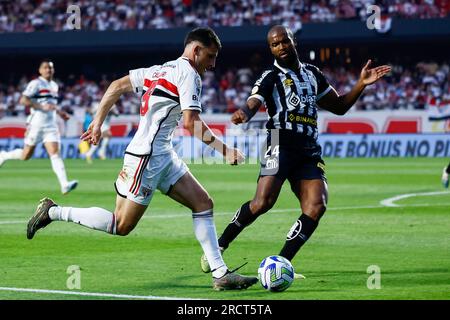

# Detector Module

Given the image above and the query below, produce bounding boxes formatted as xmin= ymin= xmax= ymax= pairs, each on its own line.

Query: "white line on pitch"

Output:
xmin=2 ymin=203 xmax=449 ymax=225
xmin=0 ymin=287 xmax=201 ymax=300
xmin=380 ymin=191 xmax=450 ymax=207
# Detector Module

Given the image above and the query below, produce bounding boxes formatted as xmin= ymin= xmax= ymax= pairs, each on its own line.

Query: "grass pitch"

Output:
xmin=0 ymin=158 xmax=449 ymax=300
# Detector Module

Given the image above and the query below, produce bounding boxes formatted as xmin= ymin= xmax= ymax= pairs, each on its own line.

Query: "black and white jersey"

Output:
xmin=248 ymin=60 xmax=331 ymax=141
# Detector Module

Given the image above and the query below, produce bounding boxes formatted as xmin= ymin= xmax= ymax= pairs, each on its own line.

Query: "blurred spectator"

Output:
xmin=0 ymin=60 xmax=448 ymax=118
xmin=0 ymin=0 xmax=449 ymax=33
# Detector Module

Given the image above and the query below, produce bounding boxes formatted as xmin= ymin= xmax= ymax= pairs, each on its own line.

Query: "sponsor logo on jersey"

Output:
xmin=317 ymin=162 xmax=325 ymax=171
xmin=195 ymin=76 xmax=202 ymax=96
xmin=251 ymin=86 xmax=259 ymax=95
xmin=288 ymin=92 xmax=300 ymax=108
xmin=287 ymin=113 xmax=317 ymax=126
xmin=255 ymin=70 xmax=272 ymax=86
xmin=283 ymin=79 xmax=294 ymax=87
xmin=118 ymin=168 xmax=128 ymax=182
xmin=152 ymin=71 xmax=167 ymax=78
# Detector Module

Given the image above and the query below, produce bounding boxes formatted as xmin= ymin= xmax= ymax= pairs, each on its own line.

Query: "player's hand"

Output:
xmin=360 ymin=60 xmax=391 ymax=86
xmin=42 ymin=103 xmax=57 ymax=111
xmin=57 ymin=110 xmax=70 ymax=121
xmin=231 ymin=109 xmax=248 ymax=125
xmin=225 ymin=147 xmax=245 ymax=165
xmin=80 ymin=121 xmax=102 ymax=145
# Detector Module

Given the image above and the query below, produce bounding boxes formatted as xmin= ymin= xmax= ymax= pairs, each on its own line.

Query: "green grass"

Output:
xmin=0 ymin=158 xmax=449 ymax=300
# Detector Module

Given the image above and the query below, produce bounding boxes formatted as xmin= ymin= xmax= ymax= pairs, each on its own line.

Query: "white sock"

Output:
xmin=98 ymin=137 xmax=109 ymax=158
xmin=1 ymin=148 xmax=23 ymax=160
xmin=50 ymin=154 xmax=69 ymax=187
xmin=192 ymin=209 xmax=228 ymax=278
xmin=86 ymin=144 xmax=98 ymax=158
xmin=48 ymin=206 xmax=117 ymax=234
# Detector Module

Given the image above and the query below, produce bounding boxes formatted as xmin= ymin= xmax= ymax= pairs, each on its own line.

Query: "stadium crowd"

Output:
xmin=0 ymin=0 xmax=449 ymax=33
xmin=0 ymin=60 xmax=448 ymax=118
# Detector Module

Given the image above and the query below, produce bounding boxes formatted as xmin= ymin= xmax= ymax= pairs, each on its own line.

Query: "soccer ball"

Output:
xmin=258 ymin=255 xmax=295 ymax=292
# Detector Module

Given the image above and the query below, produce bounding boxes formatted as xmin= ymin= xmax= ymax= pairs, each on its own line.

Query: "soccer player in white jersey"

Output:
xmin=0 ymin=60 xmax=78 ymax=194
xmin=26 ymin=28 xmax=258 ymax=291
xmin=85 ymin=104 xmax=118 ymax=163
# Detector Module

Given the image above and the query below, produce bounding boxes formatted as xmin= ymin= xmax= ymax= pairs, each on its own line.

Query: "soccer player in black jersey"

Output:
xmin=201 ymin=25 xmax=391 ymax=273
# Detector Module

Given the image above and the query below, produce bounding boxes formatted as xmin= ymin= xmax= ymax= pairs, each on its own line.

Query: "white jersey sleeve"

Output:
xmin=129 ymin=68 xmax=147 ymax=94
xmin=178 ymin=68 xmax=202 ymax=112
xmin=22 ymin=79 xmax=39 ymax=98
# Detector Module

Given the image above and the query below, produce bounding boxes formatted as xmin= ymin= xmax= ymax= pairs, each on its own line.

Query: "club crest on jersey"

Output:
xmin=140 ymin=186 xmax=153 ymax=199
xmin=265 ymin=157 xmax=279 ymax=170
xmin=251 ymin=86 xmax=259 ymax=95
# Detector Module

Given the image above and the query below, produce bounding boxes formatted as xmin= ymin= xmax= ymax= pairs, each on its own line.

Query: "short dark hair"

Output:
xmin=184 ymin=27 xmax=222 ymax=50
xmin=39 ymin=59 xmax=53 ymax=67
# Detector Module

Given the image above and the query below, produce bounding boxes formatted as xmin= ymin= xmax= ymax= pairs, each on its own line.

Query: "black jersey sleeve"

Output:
xmin=306 ymin=64 xmax=332 ymax=100
xmin=247 ymin=69 xmax=275 ymax=103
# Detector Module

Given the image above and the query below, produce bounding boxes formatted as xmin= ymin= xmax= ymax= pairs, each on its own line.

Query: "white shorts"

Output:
xmin=101 ymin=118 xmax=111 ymax=132
xmin=114 ymin=150 xmax=189 ymax=206
xmin=24 ymin=124 xmax=60 ymax=146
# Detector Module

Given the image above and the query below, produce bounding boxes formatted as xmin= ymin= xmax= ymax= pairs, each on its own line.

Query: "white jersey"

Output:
xmin=22 ymin=76 xmax=59 ymax=128
xmin=126 ymin=57 xmax=202 ymax=155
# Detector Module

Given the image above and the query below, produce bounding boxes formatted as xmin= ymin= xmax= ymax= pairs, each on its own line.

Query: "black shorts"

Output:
xmin=259 ymin=130 xmax=326 ymax=184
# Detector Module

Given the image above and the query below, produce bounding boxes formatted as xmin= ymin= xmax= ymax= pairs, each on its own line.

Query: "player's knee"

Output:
xmin=114 ymin=215 xmax=136 ymax=236
xmin=192 ymin=194 xmax=214 ymax=213
xmin=304 ymin=202 xmax=327 ymax=220
xmin=21 ymin=152 xmax=32 ymax=160
xmin=251 ymin=197 xmax=275 ymax=215
xmin=115 ymin=221 xmax=135 ymax=236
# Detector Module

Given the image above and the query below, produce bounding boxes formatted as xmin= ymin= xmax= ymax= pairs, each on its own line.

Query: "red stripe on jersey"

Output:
xmin=144 ymin=78 xmax=178 ymax=96
xmin=39 ymin=89 xmax=50 ymax=94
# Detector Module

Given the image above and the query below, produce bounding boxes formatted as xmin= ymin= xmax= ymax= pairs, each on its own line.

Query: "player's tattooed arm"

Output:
xmin=318 ymin=60 xmax=391 ymax=116
xmin=19 ymin=95 xmax=57 ymax=111
xmin=184 ymin=109 xmax=245 ymax=165
xmin=231 ymin=97 xmax=262 ymax=124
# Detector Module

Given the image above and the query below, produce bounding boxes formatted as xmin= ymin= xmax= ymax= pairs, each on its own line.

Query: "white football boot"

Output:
xmin=62 ymin=180 xmax=78 ymax=195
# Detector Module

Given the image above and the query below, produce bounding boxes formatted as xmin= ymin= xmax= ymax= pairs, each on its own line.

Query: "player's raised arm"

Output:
xmin=183 ymin=109 xmax=245 ymax=165
xmin=81 ymin=75 xmax=133 ymax=145
xmin=318 ymin=59 xmax=391 ymax=115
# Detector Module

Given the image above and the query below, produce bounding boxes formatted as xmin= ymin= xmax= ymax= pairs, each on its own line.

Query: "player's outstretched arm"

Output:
xmin=318 ymin=60 xmax=391 ymax=116
xmin=231 ymin=98 xmax=262 ymax=124
xmin=183 ymin=109 xmax=245 ymax=165
xmin=81 ymin=75 xmax=132 ymax=145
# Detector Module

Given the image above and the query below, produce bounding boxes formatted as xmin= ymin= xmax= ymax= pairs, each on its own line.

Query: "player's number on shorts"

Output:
xmin=140 ymin=80 xmax=158 ymax=116
xmin=264 ymin=145 xmax=280 ymax=158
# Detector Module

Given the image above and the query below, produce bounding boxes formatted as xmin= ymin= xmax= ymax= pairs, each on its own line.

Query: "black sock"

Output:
xmin=446 ymin=163 xmax=450 ymax=174
xmin=218 ymin=201 xmax=258 ymax=250
xmin=279 ymin=213 xmax=319 ymax=261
